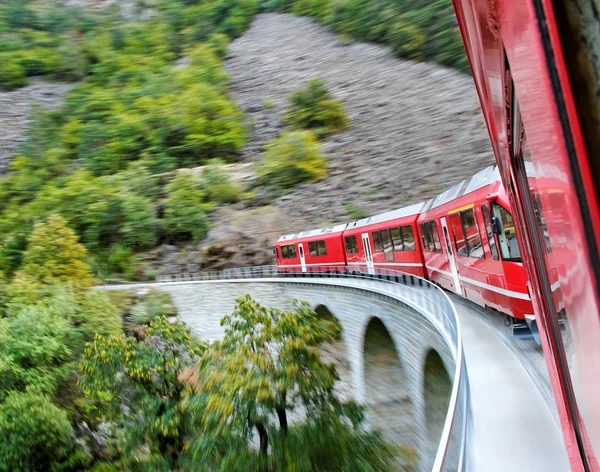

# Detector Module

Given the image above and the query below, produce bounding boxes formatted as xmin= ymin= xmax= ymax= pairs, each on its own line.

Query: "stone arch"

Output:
xmin=363 ymin=316 xmax=416 ymax=455
xmin=313 ymin=304 xmax=354 ymax=401
xmin=422 ymin=348 xmax=452 ymax=466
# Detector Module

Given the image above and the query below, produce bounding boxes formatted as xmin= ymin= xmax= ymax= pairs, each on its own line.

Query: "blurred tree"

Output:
xmin=120 ymin=193 xmax=158 ymax=249
xmin=184 ymin=295 xmax=399 ymax=470
xmin=20 ymin=214 xmax=94 ymax=289
xmin=201 ymin=159 xmax=241 ymax=204
xmin=257 ymin=130 xmax=328 ymax=192
xmin=78 ymin=316 xmax=205 ymax=470
xmin=284 ymin=79 xmax=348 ymax=137
xmin=0 ymin=392 xmax=73 ymax=471
xmin=163 ymin=170 xmax=211 ymax=241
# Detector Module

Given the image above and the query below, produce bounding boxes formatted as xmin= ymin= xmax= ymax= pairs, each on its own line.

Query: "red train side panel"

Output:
xmin=274 ymin=223 xmax=348 ymax=273
xmin=342 ymin=202 xmax=426 ymax=277
xmin=418 ymin=166 xmax=533 ymax=321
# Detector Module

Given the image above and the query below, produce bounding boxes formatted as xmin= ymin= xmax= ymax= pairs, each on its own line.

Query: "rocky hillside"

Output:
xmin=190 ymin=13 xmax=493 ymax=272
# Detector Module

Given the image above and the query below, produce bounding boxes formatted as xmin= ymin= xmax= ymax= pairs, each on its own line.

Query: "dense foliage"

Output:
xmin=0 ymin=0 xmax=254 ymax=281
xmin=257 ymin=130 xmax=329 ymax=192
xmin=263 ymin=0 xmax=469 ymax=72
xmin=285 ymin=78 xmax=348 ymax=137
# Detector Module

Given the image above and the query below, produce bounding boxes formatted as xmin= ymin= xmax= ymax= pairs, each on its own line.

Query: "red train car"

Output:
xmin=418 ymin=166 xmax=534 ymax=325
xmin=342 ymin=202 xmax=426 ymax=277
xmin=452 ymin=0 xmax=600 ymax=467
xmin=274 ymin=223 xmax=348 ymax=273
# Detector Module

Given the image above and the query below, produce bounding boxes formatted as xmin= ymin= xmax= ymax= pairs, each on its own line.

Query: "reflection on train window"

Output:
xmin=308 ymin=240 xmax=327 ymax=256
xmin=402 ymin=226 xmax=415 ymax=251
xmin=532 ymin=192 xmax=553 ymax=253
xmin=481 ymin=205 xmax=499 ymax=260
xmin=381 ymin=229 xmax=394 ymax=261
xmin=281 ymin=244 xmax=297 ymax=259
xmin=391 ymin=227 xmax=403 ymax=251
xmin=373 ymin=231 xmax=383 ymax=252
xmin=345 ymin=235 xmax=358 ymax=254
xmin=449 ymin=213 xmax=468 ymax=256
xmin=460 ymin=208 xmax=484 ymax=258
xmin=492 ymin=204 xmax=521 ymax=262
xmin=419 ymin=221 xmax=442 ymax=254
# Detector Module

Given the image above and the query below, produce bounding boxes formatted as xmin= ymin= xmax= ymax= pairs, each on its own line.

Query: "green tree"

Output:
xmin=0 ymin=55 xmax=27 ymax=91
xmin=20 ymin=214 xmax=94 ymax=289
xmin=78 ymin=316 xmax=205 ymax=470
xmin=257 ymin=130 xmax=328 ymax=192
xmin=163 ymin=170 xmax=211 ymax=241
xmin=120 ymin=192 xmax=158 ymax=249
xmin=184 ymin=295 xmax=398 ymax=470
xmin=284 ymin=79 xmax=348 ymax=137
xmin=0 ymin=392 xmax=73 ymax=472
xmin=201 ymin=159 xmax=241 ymax=203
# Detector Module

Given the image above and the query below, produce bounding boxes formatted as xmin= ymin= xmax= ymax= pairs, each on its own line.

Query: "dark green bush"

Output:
xmin=284 ymin=79 xmax=348 ymax=137
xmin=0 ymin=55 xmax=27 ymax=90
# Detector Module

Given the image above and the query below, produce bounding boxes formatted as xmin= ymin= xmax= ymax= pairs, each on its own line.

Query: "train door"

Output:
xmin=440 ymin=217 xmax=462 ymax=295
xmin=361 ymin=233 xmax=375 ymax=275
xmin=298 ymin=243 xmax=307 ymax=273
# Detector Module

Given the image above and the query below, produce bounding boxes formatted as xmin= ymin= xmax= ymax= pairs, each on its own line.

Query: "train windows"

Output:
xmin=281 ymin=244 xmax=296 ymax=259
xmin=308 ymin=240 xmax=327 ymax=256
xmin=274 ymin=247 xmax=279 ymax=259
xmin=419 ymin=221 xmax=442 ymax=253
xmin=460 ymin=209 xmax=484 ymax=258
xmin=431 ymin=221 xmax=442 ymax=253
xmin=403 ymin=225 xmax=416 ymax=251
xmin=345 ymin=235 xmax=358 ymax=254
xmin=449 ymin=213 xmax=468 ymax=256
xmin=492 ymin=204 xmax=521 ymax=262
xmin=481 ymin=205 xmax=499 ymax=260
xmin=373 ymin=231 xmax=383 ymax=252
xmin=419 ymin=222 xmax=431 ymax=252
xmin=381 ymin=229 xmax=394 ymax=261
xmin=391 ymin=227 xmax=403 ymax=251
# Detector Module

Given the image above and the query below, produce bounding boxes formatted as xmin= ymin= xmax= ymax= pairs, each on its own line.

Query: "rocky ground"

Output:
xmin=0 ymin=80 xmax=74 ymax=172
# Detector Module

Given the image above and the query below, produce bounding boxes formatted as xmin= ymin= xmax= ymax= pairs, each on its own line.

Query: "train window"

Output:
xmin=460 ymin=209 xmax=484 ymax=258
xmin=402 ymin=225 xmax=416 ymax=251
xmin=309 ymin=241 xmax=318 ymax=257
xmin=481 ymin=205 xmax=499 ymax=260
xmin=317 ymin=240 xmax=327 ymax=256
xmin=419 ymin=223 xmax=431 ymax=252
xmin=381 ymin=229 xmax=394 ymax=261
xmin=391 ymin=227 xmax=404 ymax=251
xmin=431 ymin=221 xmax=442 ymax=253
xmin=344 ymin=235 xmax=358 ymax=254
xmin=492 ymin=204 xmax=521 ymax=262
xmin=281 ymin=244 xmax=296 ymax=259
xmin=449 ymin=213 xmax=468 ymax=256
xmin=373 ymin=231 xmax=383 ymax=252
xmin=274 ymin=247 xmax=279 ymax=259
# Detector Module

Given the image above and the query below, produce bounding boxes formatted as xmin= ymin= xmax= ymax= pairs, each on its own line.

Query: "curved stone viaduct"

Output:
xmin=103 ymin=276 xmax=458 ymax=471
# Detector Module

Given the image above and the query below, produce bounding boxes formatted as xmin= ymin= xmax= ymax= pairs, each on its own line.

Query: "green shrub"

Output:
xmin=0 ymin=392 xmax=73 ymax=471
xmin=0 ymin=55 xmax=27 ymax=90
xmin=386 ymin=21 xmax=427 ymax=60
xmin=164 ymin=170 xmax=211 ymax=241
xmin=207 ymin=32 xmax=230 ymax=58
xmin=344 ymin=202 xmax=367 ymax=219
xmin=107 ymin=244 xmax=137 ymax=280
xmin=284 ymin=79 xmax=348 ymax=137
xmin=131 ymin=288 xmax=177 ymax=326
xmin=120 ymin=193 xmax=158 ymax=249
xmin=257 ymin=130 xmax=328 ymax=191
xmin=201 ymin=159 xmax=241 ymax=204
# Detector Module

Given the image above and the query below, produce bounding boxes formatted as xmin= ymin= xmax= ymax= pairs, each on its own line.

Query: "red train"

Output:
xmin=274 ymin=166 xmax=536 ymax=333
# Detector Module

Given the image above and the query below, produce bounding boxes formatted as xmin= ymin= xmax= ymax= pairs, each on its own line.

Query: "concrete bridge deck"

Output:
xmin=102 ymin=271 xmax=571 ymax=471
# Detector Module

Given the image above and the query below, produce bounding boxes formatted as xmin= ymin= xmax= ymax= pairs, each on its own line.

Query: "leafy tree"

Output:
xmin=184 ymin=295 xmax=398 ymax=470
xmin=78 ymin=316 xmax=205 ymax=470
xmin=284 ymin=79 xmax=348 ymax=137
xmin=163 ymin=170 xmax=211 ymax=241
xmin=20 ymin=214 xmax=94 ymax=289
xmin=0 ymin=392 xmax=73 ymax=472
xmin=257 ymin=130 xmax=328 ymax=191
xmin=120 ymin=192 xmax=159 ymax=249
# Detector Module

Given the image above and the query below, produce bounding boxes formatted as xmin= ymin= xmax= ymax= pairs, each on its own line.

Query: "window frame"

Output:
xmin=492 ymin=203 xmax=522 ymax=262
xmin=459 ymin=208 xmax=484 ymax=259
xmin=344 ymin=235 xmax=358 ymax=254
xmin=281 ymin=244 xmax=297 ymax=259
xmin=481 ymin=204 xmax=499 ymax=260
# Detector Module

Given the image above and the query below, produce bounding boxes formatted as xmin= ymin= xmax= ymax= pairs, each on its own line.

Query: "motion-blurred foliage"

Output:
xmin=261 ymin=0 xmax=469 ymax=72
xmin=0 ymin=0 xmax=255 ymax=281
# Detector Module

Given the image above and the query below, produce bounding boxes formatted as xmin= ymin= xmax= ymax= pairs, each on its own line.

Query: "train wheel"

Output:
xmin=504 ymin=315 xmax=512 ymax=327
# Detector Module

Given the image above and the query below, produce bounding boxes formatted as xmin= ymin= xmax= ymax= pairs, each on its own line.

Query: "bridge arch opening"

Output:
xmin=363 ymin=317 xmax=416 ymax=458
xmin=423 ymin=348 xmax=452 ymax=446
xmin=313 ymin=304 xmax=353 ymax=401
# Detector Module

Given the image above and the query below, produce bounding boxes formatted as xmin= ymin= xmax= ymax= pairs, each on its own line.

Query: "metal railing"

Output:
xmin=155 ymin=265 xmax=470 ymax=472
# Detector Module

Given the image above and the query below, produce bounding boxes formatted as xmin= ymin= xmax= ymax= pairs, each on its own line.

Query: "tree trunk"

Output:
xmin=255 ymin=420 xmax=269 ymax=457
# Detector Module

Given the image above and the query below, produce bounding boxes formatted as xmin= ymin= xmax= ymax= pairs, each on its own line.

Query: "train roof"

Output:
xmin=346 ymin=201 xmax=426 ymax=231
xmin=276 ymin=223 xmax=348 ymax=243
xmin=422 ymin=165 xmax=501 ymax=212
